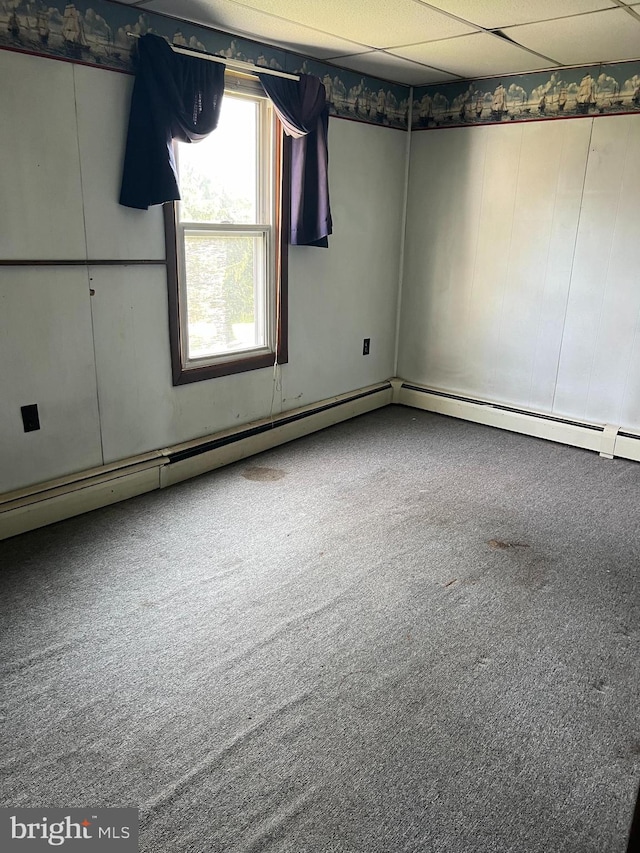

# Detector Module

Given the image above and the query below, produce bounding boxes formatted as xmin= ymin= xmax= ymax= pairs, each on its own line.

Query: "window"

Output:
xmin=165 ymin=73 xmax=288 ymax=384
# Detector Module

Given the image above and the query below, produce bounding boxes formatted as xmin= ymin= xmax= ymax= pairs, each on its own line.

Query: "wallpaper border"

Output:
xmin=3 ymin=1 xmax=639 ymax=133
xmin=412 ymin=61 xmax=640 ymax=130
xmin=0 ymin=0 xmax=410 ymax=130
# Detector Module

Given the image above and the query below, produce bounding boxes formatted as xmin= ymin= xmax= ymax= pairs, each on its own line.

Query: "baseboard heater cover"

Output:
xmin=401 ymin=384 xmax=604 ymax=431
xmin=397 ymin=381 xmax=640 ymax=461
xmin=0 ymin=382 xmax=392 ymax=540
xmin=160 ymin=382 xmax=393 ymax=487
xmin=168 ymin=385 xmax=391 ymax=465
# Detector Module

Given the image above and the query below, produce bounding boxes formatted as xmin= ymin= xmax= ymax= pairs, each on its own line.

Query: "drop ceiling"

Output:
xmin=119 ymin=0 xmax=640 ymax=85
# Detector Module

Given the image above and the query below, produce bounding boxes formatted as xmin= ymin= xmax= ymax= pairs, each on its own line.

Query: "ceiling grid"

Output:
xmin=124 ymin=0 xmax=640 ymax=85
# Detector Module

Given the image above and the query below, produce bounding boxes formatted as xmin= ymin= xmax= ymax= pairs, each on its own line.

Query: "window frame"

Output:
xmin=164 ymin=78 xmax=289 ymax=386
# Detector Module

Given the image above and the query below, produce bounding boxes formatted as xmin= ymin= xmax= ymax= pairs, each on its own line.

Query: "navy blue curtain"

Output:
xmin=119 ymin=34 xmax=224 ymax=210
xmin=259 ymin=74 xmax=332 ymax=248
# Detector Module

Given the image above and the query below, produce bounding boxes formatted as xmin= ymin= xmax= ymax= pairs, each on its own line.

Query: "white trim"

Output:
xmin=0 ymin=469 xmax=161 ymax=541
xmin=612 ymin=432 xmax=640 ymax=462
xmin=599 ymin=423 xmax=619 ymax=459
xmin=395 ymin=380 xmax=640 ymax=461
xmin=0 ymin=452 xmax=164 ymax=507
xmin=390 ymin=377 xmax=404 ymax=404
xmin=4 ymin=380 xmax=638 ymax=541
xmin=0 ymin=383 xmax=392 ymax=541
xmin=161 ymin=383 xmax=393 ymax=488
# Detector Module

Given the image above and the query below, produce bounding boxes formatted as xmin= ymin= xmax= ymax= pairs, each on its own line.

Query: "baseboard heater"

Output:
xmin=395 ymin=381 xmax=640 ymax=463
xmin=160 ymin=382 xmax=393 ymax=488
xmin=0 ymin=381 xmax=393 ymax=541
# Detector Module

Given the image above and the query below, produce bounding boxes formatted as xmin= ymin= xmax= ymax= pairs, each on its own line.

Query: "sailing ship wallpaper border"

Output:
xmin=2 ymin=1 xmax=638 ymax=132
xmin=413 ymin=61 xmax=640 ymax=130
xmin=0 ymin=0 xmax=410 ymax=130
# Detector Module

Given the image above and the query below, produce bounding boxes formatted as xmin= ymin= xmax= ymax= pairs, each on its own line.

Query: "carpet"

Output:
xmin=1 ymin=407 xmax=638 ymax=852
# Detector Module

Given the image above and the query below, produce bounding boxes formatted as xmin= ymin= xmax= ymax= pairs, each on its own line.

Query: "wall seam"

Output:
xmin=618 ymin=123 xmax=640 ymax=427
xmin=461 ymin=129 xmax=489 ymax=375
xmin=525 ymin=123 xmax=568 ymax=409
xmin=72 ymin=65 xmax=106 ymax=467
xmin=550 ymin=118 xmax=596 ymax=416
xmin=490 ymin=126 xmax=525 ymax=399
xmin=583 ymin=121 xmax=628 ymax=423
xmin=393 ymin=87 xmax=413 ymax=377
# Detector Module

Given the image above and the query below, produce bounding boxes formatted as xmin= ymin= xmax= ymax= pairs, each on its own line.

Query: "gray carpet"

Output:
xmin=1 ymin=407 xmax=638 ymax=853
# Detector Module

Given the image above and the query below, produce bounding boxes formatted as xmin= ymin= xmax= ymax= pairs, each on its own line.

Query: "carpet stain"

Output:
xmin=486 ymin=540 xmax=548 ymax=590
xmin=444 ymin=578 xmax=458 ymax=587
xmin=242 ymin=467 xmax=287 ymax=481
xmin=488 ymin=539 xmax=530 ymax=550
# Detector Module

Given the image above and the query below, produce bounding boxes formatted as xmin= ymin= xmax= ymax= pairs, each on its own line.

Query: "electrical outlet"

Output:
xmin=21 ymin=404 xmax=40 ymax=432
xmin=363 ymin=338 xmax=370 ymax=355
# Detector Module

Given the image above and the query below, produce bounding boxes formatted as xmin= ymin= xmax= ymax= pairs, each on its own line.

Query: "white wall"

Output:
xmin=552 ymin=115 xmax=640 ymax=428
xmin=0 ymin=51 xmax=405 ymax=493
xmin=398 ymin=114 xmax=640 ymax=431
xmin=6 ymin=49 xmax=636 ymax=498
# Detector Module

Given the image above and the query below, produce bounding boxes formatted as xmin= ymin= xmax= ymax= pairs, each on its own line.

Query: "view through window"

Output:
xmin=167 ymin=79 xmax=286 ymax=384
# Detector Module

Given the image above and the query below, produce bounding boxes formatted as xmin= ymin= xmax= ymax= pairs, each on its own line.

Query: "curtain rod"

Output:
xmin=126 ymin=33 xmax=300 ymax=81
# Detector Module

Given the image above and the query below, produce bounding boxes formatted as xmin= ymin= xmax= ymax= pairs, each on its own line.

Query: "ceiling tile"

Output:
xmin=329 ymin=50 xmax=461 ymax=86
xmin=419 ymin=0 xmax=618 ymax=29
xmin=143 ymin=0 xmax=371 ymax=59
xmin=392 ymin=32 xmax=555 ymax=78
xmin=225 ymin=0 xmax=478 ymax=48
xmin=506 ymin=8 xmax=640 ymax=65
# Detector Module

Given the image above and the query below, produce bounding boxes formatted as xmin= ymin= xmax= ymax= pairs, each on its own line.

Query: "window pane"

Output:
xmin=178 ymin=97 xmax=258 ymax=224
xmin=184 ymin=233 xmax=266 ymax=360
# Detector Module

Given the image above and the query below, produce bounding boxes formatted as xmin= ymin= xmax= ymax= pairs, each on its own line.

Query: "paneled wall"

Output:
xmin=4 ymin=48 xmax=638 ymax=497
xmin=399 ymin=114 xmax=640 ymax=431
xmin=0 ymin=51 xmax=405 ymax=494
xmin=553 ymin=115 xmax=640 ymax=427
